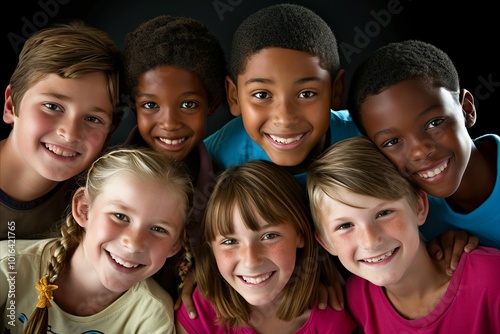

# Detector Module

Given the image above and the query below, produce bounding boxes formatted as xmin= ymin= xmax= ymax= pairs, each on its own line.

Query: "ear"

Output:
xmin=72 ymin=187 xmax=90 ymax=228
xmin=416 ymin=190 xmax=429 ymax=227
xmin=315 ymin=230 xmax=338 ymax=256
xmin=330 ymin=69 xmax=345 ymax=111
xmin=3 ymin=85 xmax=16 ymax=124
xmin=460 ymin=89 xmax=476 ymax=128
xmin=225 ymin=75 xmax=241 ymax=116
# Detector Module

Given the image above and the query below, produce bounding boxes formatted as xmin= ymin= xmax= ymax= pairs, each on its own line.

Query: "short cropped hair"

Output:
xmin=123 ymin=15 xmax=227 ymax=111
xmin=347 ymin=40 xmax=460 ymax=135
xmin=228 ymin=3 xmax=340 ymax=82
xmin=307 ymin=136 xmax=421 ymax=236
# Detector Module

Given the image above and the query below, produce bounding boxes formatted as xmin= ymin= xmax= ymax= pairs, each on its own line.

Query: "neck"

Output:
xmin=53 ymin=246 xmax=123 ymax=316
xmin=383 ymin=246 xmax=451 ymax=319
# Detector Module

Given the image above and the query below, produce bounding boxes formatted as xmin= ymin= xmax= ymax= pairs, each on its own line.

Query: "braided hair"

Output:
xmin=23 ymin=147 xmax=194 ymax=334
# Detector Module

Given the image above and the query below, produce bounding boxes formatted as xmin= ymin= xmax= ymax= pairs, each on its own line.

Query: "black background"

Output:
xmin=3 ymin=0 xmax=498 ymax=146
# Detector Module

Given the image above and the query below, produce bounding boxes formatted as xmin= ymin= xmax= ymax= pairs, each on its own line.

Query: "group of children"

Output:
xmin=1 ymin=3 xmax=498 ymax=334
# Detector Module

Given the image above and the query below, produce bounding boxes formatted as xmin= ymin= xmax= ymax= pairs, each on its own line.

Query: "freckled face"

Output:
xmin=316 ymin=189 xmax=426 ymax=287
xmin=210 ymin=206 xmax=304 ymax=307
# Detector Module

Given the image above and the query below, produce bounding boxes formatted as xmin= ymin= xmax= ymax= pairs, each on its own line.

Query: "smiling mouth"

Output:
xmin=269 ymin=134 xmax=303 ymax=145
xmin=362 ymin=249 xmax=395 ymax=263
xmin=418 ymin=161 xmax=448 ymax=179
xmin=159 ymin=137 xmax=186 ymax=145
xmin=45 ymin=143 xmax=77 ymax=157
xmin=110 ymin=252 xmax=140 ymax=268
xmin=241 ymin=272 xmax=272 ymax=284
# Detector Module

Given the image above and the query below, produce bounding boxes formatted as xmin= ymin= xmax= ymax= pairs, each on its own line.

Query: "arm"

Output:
xmin=427 ymin=229 xmax=478 ymax=275
xmin=174 ymin=271 xmax=198 ymax=318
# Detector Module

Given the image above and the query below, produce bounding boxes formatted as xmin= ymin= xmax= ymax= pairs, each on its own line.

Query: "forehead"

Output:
xmin=240 ymin=47 xmax=329 ymax=80
xmin=138 ymin=66 xmax=206 ymax=92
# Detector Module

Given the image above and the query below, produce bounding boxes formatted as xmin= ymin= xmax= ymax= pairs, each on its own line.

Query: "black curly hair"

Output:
xmin=347 ymin=39 xmax=460 ymax=135
xmin=228 ymin=3 xmax=340 ymax=83
xmin=122 ymin=15 xmax=227 ymax=112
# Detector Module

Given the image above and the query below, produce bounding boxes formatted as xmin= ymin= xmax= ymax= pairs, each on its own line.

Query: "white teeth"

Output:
xmin=45 ymin=144 xmax=77 ymax=157
xmin=159 ymin=137 xmax=186 ymax=145
xmin=418 ymin=161 xmax=448 ymax=179
xmin=363 ymin=249 xmax=394 ymax=263
xmin=242 ymin=273 xmax=271 ymax=284
xmin=269 ymin=134 xmax=303 ymax=145
xmin=110 ymin=253 xmax=139 ymax=268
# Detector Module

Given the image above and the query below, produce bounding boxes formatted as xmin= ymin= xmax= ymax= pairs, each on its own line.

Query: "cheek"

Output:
xmin=85 ymin=128 xmax=109 ymax=150
xmin=149 ymin=241 xmax=171 ymax=267
xmin=213 ymin=249 xmax=235 ymax=276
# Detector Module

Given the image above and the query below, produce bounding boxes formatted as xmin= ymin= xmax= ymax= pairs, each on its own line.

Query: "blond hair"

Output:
xmin=24 ymin=147 xmax=194 ymax=334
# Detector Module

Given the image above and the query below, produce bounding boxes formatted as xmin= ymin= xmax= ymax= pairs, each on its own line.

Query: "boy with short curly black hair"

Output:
xmin=346 ymin=40 xmax=500 ymax=250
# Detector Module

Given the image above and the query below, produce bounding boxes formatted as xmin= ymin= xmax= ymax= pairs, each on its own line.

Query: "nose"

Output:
xmin=57 ymin=115 xmax=82 ymax=142
xmin=359 ymin=224 xmax=383 ymax=250
xmin=241 ymin=242 xmax=264 ymax=268
xmin=158 ymin=106 xmax=180 ymax=131
xmin=121 ymin=227 xmax=146 ymax=253
xmin=408 ymin=135 xmax=435 ymax=162
xmin=272 ymin=98 xmax=299 ymax=127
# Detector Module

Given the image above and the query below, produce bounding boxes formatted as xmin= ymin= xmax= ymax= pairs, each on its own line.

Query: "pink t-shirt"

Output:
xmin=346 ymin=246 xmax=500 ymax=333
xmin=176 ymin=287 xmax=357 ymax=333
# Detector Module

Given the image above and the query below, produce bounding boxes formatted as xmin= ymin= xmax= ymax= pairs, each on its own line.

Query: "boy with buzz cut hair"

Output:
xmin=0 ymin=21 xmax=121 ymax=240
xmin=307 ymin=136 xmax=500 ymax=333
xmin=204 ymin=3 xmax=361 ymax=189
xmin=346 ymin=40 xmax=500 ymax=250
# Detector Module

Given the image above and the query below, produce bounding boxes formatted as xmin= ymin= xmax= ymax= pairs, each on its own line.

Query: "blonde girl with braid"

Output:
xmin=0 ymin=147 xmax=194 ymax=334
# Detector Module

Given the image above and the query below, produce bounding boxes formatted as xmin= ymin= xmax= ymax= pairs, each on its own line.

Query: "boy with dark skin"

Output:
xmin=347 ymin=40 xmax=498 ymax=252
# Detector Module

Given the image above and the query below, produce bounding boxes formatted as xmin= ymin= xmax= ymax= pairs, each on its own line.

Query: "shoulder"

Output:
xmin=204 ymin=116 xmax=246 ymax=145
xmin=1 ymin=239 xmax=54 ymax=259
xmin=328 ymin=109 xmax=362 ymax=141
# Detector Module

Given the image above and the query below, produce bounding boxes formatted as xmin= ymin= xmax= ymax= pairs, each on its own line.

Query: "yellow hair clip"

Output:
xmin=35 ymin=276 xmax=58 ymax=308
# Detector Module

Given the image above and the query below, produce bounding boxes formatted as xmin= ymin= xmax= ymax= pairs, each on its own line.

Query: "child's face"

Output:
xmin=359 ymin=79 xmax=473 ymax=198
xmin=3 ymin=72 xmax=114 ymax=181
xmin=228 ymin=47 xmax=333 ymax=168
xmin=210 ymin=205 xmax=304 ymax=308
xmin=135 ymin=66 xmax=209 ymax=160
xmin=315 ymin=188 xmax=427 ymax=288
xmin=73 ymin=173 xmax=184 ymax=295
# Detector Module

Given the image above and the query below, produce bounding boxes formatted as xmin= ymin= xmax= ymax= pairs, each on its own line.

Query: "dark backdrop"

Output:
xmin=3 ymin=0 xmax=498 ymax=146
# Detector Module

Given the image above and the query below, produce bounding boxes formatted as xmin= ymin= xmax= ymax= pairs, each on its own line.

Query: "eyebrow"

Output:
xmin=244 ymin=76 xmax=322 ymax=86
xmin=136 ymin=91 xmax=205 ymax=99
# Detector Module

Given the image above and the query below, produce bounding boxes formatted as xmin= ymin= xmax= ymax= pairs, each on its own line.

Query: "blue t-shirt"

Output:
xmin=204 ymin=109 xmax=361 ymax=189
xmin=420 ymin=134 xmax=500 ymax=248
